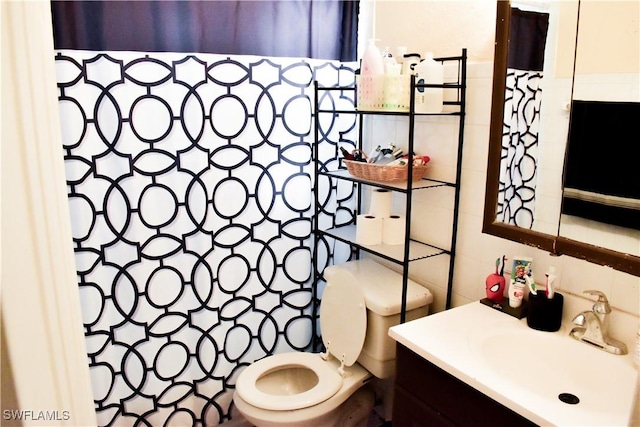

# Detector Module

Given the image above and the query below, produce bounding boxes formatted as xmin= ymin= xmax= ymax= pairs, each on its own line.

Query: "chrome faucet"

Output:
xmin=569 ymin=290 xmax=628 ymax=355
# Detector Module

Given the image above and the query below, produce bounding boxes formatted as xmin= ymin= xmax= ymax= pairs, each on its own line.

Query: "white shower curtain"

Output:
xmin=497 ymin=68 xmax=542 ymax=228
xmin=497 ymin=7 xmax=549 ymax=229
xmin=56 ymin=50 xmax=357 ymax=426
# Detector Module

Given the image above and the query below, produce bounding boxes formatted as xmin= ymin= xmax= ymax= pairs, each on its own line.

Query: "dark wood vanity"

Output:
xmin=392 ymin=343 xmax=538 ymax=427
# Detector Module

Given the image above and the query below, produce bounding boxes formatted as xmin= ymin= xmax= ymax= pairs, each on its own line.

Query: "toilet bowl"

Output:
xmin=235 ymin=352 xmax=351 ymax=411
xmin=234 ymin=354 xmax=374 ymax=427
xmin=233 ymin=259 xmax=432 ymax=426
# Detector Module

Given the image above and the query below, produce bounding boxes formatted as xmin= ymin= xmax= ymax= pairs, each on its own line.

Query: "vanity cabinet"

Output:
xmin=311 ymin=50 xmax=467 ymax=338
xmin=393 ymin=343 xmax=538 ymax=427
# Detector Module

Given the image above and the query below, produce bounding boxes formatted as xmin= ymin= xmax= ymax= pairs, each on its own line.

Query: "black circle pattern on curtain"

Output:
xmin=56 ymin=51 xmax=357 ymax=426
xmin=497 ymin=68 xmax=541 ymax=229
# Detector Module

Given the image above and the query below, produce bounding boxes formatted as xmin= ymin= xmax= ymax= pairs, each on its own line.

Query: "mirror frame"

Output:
xmin=483 ymin=1 xmax=640 ymax=277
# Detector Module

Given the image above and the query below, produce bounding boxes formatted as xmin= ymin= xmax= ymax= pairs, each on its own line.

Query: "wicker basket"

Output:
xmin=343 ymin=159 xmax=428 ymax=182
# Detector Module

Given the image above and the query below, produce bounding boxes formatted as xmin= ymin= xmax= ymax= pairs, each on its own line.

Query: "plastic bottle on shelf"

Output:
xmin=381 ymin=46 xmax=397 ymax=74
xmin=359 ymin=39 xmax=384 ymax=109
xmin=394 ymin=46 xmax=407 ymax=61
xmin=361 ymin=39 xmax=384 ymax=75
xmin=413 ymin=52 xmax=444 ymax=113
xmin=401 ymin=53 xmax=421 ymax=75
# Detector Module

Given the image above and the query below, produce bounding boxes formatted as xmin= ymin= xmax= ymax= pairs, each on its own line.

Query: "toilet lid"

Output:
xmin=320 ymin=268 xmax=367 ymax=366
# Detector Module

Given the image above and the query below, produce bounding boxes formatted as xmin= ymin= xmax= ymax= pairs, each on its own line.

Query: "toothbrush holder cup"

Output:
xmin=526 ymin=293 xmax=563 ymax=332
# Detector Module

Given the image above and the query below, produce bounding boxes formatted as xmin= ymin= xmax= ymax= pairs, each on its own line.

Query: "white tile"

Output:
xmin=408 ymin=255 xmax=450 ymax=289
xmin=450 ymin=292 xmax=475 ymax=308
xmin=458 ymin=168 xmax=487 ymax=216
xmin=610 ymin=270 xmax=640 ymax=316
xmin=461 ymin=123 xmax=490 ymax=173
xmin=366 ymin=66 xmax=640 ymax=336
xmin=464 ymin=76 xmax=492 ymax=126
xmin=411 ymin=185 xmax=454 ymax=208
xmin=465 ymin=62 xmax=494 ymax=79
xmin=409 ymin=199 xmax=454 ymax=250
xmin=560 ymin=256 xmax=614 ymax=298
xmin=407 ymin=256 xmax=450 ymax=314
xmin=452 ymin=253 xmax=486 ymax=301
xmin=454 ymin=212 xmax=484 ymax=259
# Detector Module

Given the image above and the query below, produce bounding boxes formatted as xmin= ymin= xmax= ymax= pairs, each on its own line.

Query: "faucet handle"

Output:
xmin=583 ymin=290 xmax=612 ymax=314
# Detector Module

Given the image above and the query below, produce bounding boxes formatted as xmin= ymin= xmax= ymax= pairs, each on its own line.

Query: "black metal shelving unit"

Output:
xmin=311 ymin=49 xmax=467 ymax=346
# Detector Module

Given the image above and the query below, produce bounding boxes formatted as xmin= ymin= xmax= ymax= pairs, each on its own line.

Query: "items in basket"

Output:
xmin=340 ymin=145 xmax=430 ymax=182
xmin=339 ymin=146 xmax=366 ymax=162
xmin=386 ymin=154 xmax=430 ymax=167
xmin=366 ymin=143 xmax=403 ymax=164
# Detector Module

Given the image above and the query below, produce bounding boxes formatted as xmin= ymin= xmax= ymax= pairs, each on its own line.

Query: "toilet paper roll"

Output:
xmin=356 ymin=215 xmax=383 ymax=245
xmin=369 ymin=189 xmax=392 ymax=218
xmin=382 ymin=215 xmax=406 ymax=245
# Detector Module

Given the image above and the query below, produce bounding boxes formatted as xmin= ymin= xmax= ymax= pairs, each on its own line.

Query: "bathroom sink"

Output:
xmin=389 ymin=302 xmax=638 ymax=426
xmin=469 ymin=320 xmax=636 ymax=425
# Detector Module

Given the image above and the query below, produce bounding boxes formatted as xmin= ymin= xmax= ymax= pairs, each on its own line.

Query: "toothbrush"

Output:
xmin=525 ymin=274 xmax=537 ymax=295
xmin=494 ymin=257 xmax=500 ymax=275
xmin=545 ymin=267 xmax=556 ymax=299
xmin=499 ymin=255 xmax=506 ymax=276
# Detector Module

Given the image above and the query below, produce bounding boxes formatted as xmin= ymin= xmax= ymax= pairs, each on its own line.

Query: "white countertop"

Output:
xmin=389 ymin=301 xmax=638 ymax=426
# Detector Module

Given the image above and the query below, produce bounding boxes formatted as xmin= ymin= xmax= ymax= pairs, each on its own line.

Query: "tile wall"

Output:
xmin=365 ymin=62 xmax=640 ymax=347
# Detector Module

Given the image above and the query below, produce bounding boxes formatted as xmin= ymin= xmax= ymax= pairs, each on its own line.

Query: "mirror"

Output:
xmin=558 ymin=1 xmax=640 ymax=256
xmin=484 ymin=0 xmax=640 ymax=276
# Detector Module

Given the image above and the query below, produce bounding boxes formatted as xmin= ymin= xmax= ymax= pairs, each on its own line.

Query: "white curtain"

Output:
xmin=497 ymin=68 xmax=542 ymax=228
xmin=55 ymin=49 xmax=357 ymax=425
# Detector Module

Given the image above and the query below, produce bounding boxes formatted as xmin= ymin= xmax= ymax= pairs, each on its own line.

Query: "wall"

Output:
xmin=559 ymin=0 xmax=640 ymax=253
xmin=371 ymin=0 xmax=496 ymax=62
xmin=574 ymin=1 xmax=640 ymax=76
xmin=371 ymin=0 xmax=639 ymax=348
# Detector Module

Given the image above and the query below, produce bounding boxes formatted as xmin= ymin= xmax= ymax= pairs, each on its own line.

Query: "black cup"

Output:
xmin=526 ymin=293 xmax=563 ymax=332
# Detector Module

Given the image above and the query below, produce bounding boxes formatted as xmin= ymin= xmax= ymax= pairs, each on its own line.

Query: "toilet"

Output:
xmin=233 ymin=258 xmax=433 ymax=427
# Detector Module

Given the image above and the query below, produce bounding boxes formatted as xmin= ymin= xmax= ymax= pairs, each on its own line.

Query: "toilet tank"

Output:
xmin=323 ymin=259 xmax=433 ymax=379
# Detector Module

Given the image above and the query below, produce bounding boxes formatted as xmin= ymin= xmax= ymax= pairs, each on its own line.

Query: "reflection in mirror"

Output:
xmin=497 ymin=5 xmax=549 ymax=229
xmin=484 ymin=1 xmax=640 ymax=276
xmin=496 ymin=1 xmax=577 ymax=235
xmin=558 ymin=1 xmax=640 ymax=256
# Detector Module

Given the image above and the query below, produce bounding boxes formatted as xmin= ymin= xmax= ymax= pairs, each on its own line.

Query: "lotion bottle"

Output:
xmin=413 ymin=52 xmax=444 ymax=113
xmin=359 ymin=39 xmax=384 ymax=108
xmin=361 ymin=39 xmax=384 ymax=75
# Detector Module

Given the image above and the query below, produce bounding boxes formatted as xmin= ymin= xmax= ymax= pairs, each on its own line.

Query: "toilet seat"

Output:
xmin=235 ymin=272 xmax=368 ymax=412
xmin=235 ymin=352 xmax=342 ymax=411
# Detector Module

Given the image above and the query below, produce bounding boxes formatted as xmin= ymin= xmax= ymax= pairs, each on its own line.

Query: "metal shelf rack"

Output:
xmin=311 ymin=49 xmax=467 ymax=347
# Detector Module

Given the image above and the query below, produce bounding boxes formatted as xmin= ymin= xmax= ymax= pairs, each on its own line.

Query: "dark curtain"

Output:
xmin=562 ymin=101 xmax=640 ymax=230
xmin=508 ymin=7 xmax=549 ymax=71
xmin=51 ymin=0 xmax=358 ymax=61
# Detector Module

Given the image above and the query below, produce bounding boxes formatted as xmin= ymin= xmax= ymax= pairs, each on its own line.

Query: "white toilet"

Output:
xmin=233 ymin=258 xmax=433 ymax=427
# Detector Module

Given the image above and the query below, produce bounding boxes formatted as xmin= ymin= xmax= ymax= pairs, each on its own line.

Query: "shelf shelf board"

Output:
xmin=318 ymin=225 xmax=448 ymax=264
xmin=319 ymin=169 xmax=454 ymax=191
xmin=316 ymin=109 xmax=462 ymax=116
